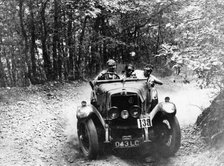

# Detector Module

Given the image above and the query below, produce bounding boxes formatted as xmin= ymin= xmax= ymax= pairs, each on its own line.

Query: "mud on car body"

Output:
xmin=76 ymin=74 xmax=181 ymax=160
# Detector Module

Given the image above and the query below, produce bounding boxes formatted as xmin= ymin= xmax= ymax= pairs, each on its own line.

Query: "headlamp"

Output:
xmin=108 ymin=107 xmax=119 ymax=120
xmin=130 ymin=105 xmax=141 ymax=118
xmin=121 ymin=110 xmax=129 ymax=119
xmin=161 ymin=102 xmax=176 ymax=114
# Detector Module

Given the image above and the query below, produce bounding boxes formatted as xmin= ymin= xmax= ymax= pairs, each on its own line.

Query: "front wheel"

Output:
xmin=78 ymin=119 xmax=99 ymax=159
xmin=154 ymin=116 xmax=181 ymax=157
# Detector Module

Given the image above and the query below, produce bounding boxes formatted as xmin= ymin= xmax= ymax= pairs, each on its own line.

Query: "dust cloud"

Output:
xmin=157 ymin=80 xmax=216 ymax=126
xmin=62 ymin=83 xmax=91 ymax=146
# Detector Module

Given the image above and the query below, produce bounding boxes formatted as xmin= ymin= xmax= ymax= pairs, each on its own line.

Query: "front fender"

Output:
xmin=149 ymin=101 xmax=177 ymax=121
xmin=76 ymin=104 xmax=106 ymax=129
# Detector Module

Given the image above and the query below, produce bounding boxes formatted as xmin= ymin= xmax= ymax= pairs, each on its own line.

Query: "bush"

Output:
xmin=196 ymin=91 xmax=224 ymax=147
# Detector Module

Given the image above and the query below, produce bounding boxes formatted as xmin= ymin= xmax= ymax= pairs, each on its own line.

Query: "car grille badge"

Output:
xmin=122 ymin=135 xmax=132 ymax=140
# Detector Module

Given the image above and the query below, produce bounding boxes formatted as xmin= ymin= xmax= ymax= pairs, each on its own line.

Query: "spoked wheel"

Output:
xmin=78 ymin=119 xmax=99 ymax=160
xmin=154 ymin=116 xmax=181 ymax=157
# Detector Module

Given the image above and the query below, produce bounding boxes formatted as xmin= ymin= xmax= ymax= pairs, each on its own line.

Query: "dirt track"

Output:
xmin=0 ymin=79 xmax=223 ymax=166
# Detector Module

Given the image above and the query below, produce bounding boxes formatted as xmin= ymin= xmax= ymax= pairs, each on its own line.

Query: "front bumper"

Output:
xmin=105 ymin=125 xmax=155 ymax=148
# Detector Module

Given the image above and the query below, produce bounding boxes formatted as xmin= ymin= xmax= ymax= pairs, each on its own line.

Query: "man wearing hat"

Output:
xmin=94 ymin=59 xmax=119 ymax=80
xmin=91 ymin=59 xmax=119 ymax=106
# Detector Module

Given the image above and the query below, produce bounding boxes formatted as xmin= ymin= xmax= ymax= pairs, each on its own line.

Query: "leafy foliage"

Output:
xmin=0 ymin=0 xmax=223 ymax=87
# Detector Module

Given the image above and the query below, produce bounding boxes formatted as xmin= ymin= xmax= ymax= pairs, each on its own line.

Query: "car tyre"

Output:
xmin=78 ymin=119 xmax=99 ymax=160
xmin=154 ymin=116 xmax=181 ymax=157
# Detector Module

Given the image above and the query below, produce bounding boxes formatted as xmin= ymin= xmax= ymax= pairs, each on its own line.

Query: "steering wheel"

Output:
xmin=101 ymin=72 xmax=120 ymax=80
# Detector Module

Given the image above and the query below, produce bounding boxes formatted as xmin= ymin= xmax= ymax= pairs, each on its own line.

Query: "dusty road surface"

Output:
xmin=0 ymin=79 xmax=223 ymax=166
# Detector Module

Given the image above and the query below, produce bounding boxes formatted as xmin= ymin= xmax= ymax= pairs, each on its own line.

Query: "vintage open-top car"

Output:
xmin=76 ymin=71 xmax=181 ymax=159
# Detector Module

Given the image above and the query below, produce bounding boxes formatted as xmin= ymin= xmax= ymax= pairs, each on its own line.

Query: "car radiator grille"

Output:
xmin=110 ymin=94 xmax=140 ymax=127
xmin=109 ymin=94 xmax=143 ymax=139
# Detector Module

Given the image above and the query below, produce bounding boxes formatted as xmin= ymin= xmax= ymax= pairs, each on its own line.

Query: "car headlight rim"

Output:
xmin=108 ymin=106 xmax=119 ymax=120
xmin=130 ymin=105 xmax=141 ymax=118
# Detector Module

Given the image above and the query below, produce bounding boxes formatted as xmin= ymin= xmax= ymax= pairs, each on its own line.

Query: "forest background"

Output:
xmin=0 ymin=0 xmax=224 ymax=88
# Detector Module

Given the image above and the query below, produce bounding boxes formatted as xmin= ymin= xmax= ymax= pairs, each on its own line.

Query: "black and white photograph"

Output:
xmin=0 ymin=0 xmax=224 ymax=165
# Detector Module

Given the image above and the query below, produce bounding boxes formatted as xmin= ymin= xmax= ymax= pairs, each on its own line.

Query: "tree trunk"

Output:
xmin=28 ymin=1 xmax=37 ymax=83
xmin=77 ymin=16 xmax=89 ymax=79
xmin=19 ymin=0 xmax=31 ymax=86
xmin=6 ymin=55 xmax=13 ymax=86
xmin=0 ymin=56 xmax=7 ymax=87
xmin=92 ymin=16 xmax=101 ymax=74
xmin=40 ymin=0 xmax=52 ymax=80
xmin=58 ymin=42 xmax=62 ymax=81
xmin=11 ymin=49 xmax=17 ymax=86
xmin=52 ymin=0 xmax=59 ymax=80
xmin=155 ymin=12 xmax=162 ymax=54
xmin=0 ymin=33 xmax=7 ymax=87
xmin=67 ymin=11 xmax=74 ymax=79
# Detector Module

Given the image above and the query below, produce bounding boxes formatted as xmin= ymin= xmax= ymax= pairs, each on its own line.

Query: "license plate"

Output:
xmin=114 ymin=140 xmax=140 ymax=148
xmin=137 ymin=118 xmax=151 ymax=128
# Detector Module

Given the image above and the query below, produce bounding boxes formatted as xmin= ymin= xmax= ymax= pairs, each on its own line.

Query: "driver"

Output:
xmin=91 ymin=59 xmax=118 ymax=106
xmin=94 ymin=59 xmax=119 ymax=80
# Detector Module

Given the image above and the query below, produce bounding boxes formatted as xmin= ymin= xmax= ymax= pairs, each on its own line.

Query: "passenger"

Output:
xmin=143 ymin=64 xmax=154 ymax=78
xmin=142 ymin=64 xmax=161 ymax=111
xmin=143 ymin=64 xmax=163 ymax=86
xmin=122 ymin=64 xmax=136 ymax=78
xmin=94 ymin=59 xmax=119 ymax=80
xmin=131 ymin=64 xmax=154 ymax=79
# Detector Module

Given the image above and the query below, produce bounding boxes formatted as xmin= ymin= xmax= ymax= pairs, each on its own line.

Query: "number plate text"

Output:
xmin=114 ymin=140 xmax=140 ymax=148
xmin=137 ymin=118 xmax=151 ymax=128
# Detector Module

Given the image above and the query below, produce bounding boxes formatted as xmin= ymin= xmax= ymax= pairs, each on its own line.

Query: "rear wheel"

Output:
xmin=78 ymin=119 xmax=99 ymax=159
xmin=154 ymin=116 xmax=181 ymax=157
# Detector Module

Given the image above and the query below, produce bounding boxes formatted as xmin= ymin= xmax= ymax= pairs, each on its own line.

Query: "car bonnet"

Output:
xmin=97 ymin=80 xmax=148 ymax=102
